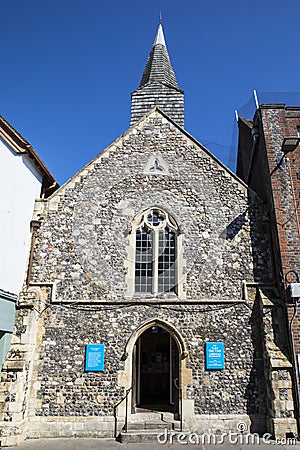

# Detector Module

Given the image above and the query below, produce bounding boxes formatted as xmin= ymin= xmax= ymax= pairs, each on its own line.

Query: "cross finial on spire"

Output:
xmin=159 ymin=12 xmax=162 ymax=24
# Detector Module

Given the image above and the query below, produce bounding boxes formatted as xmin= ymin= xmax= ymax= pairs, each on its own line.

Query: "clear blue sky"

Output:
xmin=1 ymin=0 xmax=300 ymax=184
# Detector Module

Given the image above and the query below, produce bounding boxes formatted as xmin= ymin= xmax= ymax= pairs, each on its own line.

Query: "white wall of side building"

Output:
xmin=0 ymin=138 xmax=43 ymax=295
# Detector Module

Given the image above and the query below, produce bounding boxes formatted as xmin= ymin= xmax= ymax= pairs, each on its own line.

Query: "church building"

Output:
xmin=0 ymin=23 xmax=297 ymax=446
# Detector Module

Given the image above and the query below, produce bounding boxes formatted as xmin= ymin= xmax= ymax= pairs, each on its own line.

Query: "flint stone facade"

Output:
xmin=0 ymin=109 xmax=297 ymax=445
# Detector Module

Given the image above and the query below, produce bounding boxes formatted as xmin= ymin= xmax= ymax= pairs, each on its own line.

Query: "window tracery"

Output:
xmin=134 ymin=208 xmax=177 ymax=294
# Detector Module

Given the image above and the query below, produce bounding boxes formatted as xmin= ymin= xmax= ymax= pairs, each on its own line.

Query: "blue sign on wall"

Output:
xmin=205 ymin=342 xmax=225 ymax=370
xmin=85 ymin=344 xmax=105 ymax=372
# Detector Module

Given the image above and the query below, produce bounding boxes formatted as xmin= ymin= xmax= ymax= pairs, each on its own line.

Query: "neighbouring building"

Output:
xmin=0 ymin=116 xmax=58 ymax=374
xmin=238 ymin=102 xmax=300 ymax=433
xmin=0 ymin=24 xmax=298 ymax=446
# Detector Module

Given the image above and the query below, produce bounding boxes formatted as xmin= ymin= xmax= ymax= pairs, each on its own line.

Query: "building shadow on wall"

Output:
xmin=245 ymin=190 xmax=292 ymax=434
xmin=219 ymin=212 xmax=247 ymax=241
xmin=246 ymin=293 xmax=268 ymax=434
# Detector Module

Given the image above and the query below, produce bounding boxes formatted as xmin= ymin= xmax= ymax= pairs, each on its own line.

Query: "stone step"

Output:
xmin=120 ymin=429 xmax=180 ymax=444
xmin=127 ymin=421 xmax=174 ymax=431
xmin=130 ymin=411 xmax=175 ymax=422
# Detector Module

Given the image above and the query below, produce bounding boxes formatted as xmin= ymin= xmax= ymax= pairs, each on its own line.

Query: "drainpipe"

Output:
xmin=289 ymin=297 xmax=300 ymax=433
xmin=286 ymin=273 xmax=300 ymax=434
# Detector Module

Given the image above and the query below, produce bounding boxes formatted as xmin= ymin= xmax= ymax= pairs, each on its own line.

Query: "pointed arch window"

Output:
xmin=134 ymin=208 xmax=177 ymax=294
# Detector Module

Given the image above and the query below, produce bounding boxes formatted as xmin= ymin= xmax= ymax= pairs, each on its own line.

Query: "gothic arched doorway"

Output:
xmin=133 ymin=325 xmax=180 ymax=414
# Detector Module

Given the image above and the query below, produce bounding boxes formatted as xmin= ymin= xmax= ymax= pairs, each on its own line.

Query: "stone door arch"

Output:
xmin=117 ymin=318 xmax=192 ymax=421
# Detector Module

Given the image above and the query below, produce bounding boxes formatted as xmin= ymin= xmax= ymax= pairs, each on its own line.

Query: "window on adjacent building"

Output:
xmin=134 ymin=208 xmax=177 ymax=294
xmin=297 ymin=126 xmax=300 ymax=138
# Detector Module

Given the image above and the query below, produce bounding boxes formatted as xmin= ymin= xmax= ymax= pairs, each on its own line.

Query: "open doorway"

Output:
xmin=133 ymin=325 xmax=179 ymax=414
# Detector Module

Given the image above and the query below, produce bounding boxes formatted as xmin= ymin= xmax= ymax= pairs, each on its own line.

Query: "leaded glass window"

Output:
xmin=135 ymin=208 xmax=177 ymax=294
xmin=135 ymin=227 xmax=153 ymax=293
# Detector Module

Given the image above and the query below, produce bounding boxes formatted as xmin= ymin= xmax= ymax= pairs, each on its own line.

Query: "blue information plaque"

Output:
xmin=85 ymin=344 xmax=105 ymax=372
xmin=205 ymin=342 xmax=225 ymax=370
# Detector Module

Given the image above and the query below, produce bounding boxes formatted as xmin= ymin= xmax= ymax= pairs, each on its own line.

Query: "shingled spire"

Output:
xmin=130 ymin=22 xmax=184 ymax=127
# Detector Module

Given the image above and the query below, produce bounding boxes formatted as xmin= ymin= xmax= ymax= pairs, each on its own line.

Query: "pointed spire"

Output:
xmin=130 ymin=21 xmax=184 ymax=127
xmin=139 ymin=22 xmax=179 ymax=89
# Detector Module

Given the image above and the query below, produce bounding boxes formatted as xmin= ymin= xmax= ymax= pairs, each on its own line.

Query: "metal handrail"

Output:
xmin=113 ymin=382 xmax=182 ymax=437
xmin=179 ymin=386 xmax=183 ymax=432
xmin=174 ymin=377 xmax=183 ymax=432
xmin=113 ymin=386 xmax=132 ymax=438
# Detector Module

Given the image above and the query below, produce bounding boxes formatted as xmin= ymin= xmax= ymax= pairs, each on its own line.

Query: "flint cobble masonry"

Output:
xmin=35 ymin=303 xmax=258 ymax=417
xmin=0 ymin=110 xmax=297 ymax=446
xmin=31 ymin=117 xmax=265 ymax=301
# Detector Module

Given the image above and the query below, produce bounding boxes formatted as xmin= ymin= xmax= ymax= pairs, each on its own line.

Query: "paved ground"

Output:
xmin=2 ymin=436 xmax=300 ymax=450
